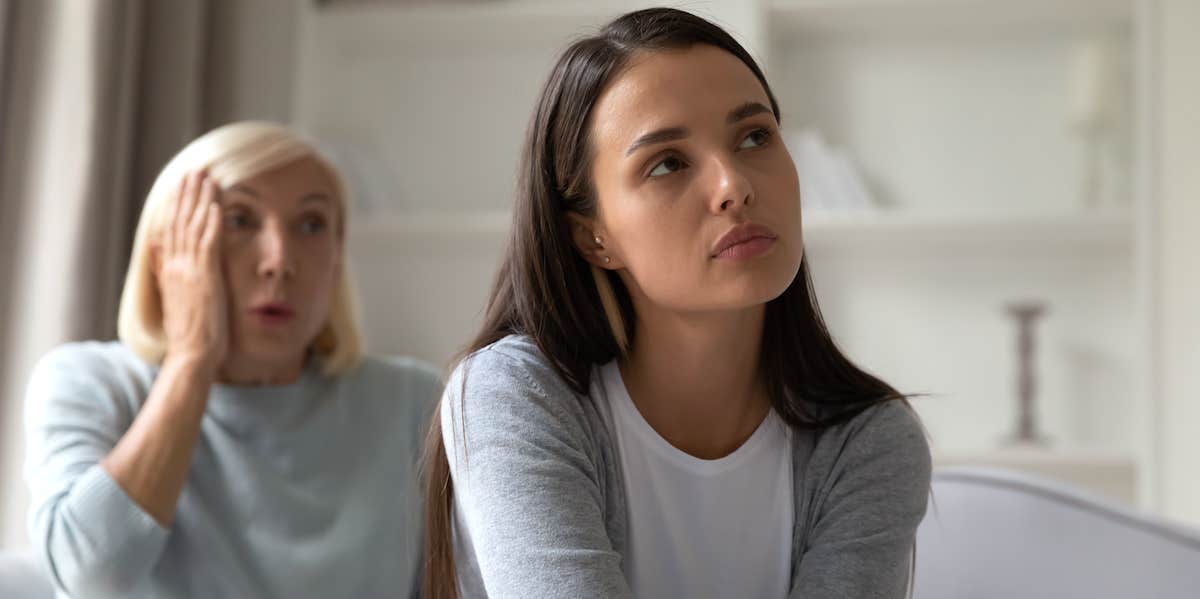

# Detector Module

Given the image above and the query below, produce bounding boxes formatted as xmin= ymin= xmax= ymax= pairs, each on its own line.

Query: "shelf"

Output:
xmin=347 ymin=208 xmax=1132 ymax=257
xmin=802 ymin=209 xmax=1132 ymax=255
xmin=307 ymin=0 xmax=616 ymax=51
xmin=768 ymin=0 xmax=1133 ymax=39
xmin=307 ymin=0 xmax=1136 ymax=54
xmin=348 ymin=211 xmax=512 ymax=256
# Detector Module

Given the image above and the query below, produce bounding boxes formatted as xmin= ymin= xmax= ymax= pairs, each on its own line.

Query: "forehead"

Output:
xmin=591 ymin=44 xmax=772 ymax=148
xmin=227 ymin=157 xmax=338 ymax=206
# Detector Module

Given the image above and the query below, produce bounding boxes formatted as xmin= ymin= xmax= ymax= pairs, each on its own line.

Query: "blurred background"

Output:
xmin=0 ymin=0 xmax=1197 ymax=553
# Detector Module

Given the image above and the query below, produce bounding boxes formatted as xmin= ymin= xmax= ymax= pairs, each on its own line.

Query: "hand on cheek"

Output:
xmin=156 ymin=171 xmax=229 ymax=375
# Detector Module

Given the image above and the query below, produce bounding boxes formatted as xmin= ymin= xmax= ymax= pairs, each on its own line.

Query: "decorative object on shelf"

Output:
xmin=785 ymin=128 xmax=878 ymax=214
xmin=1067 ymin=37 xmax=1121 ymax=210
xmin=1005 ymin=300 xmax=1050 ymax=446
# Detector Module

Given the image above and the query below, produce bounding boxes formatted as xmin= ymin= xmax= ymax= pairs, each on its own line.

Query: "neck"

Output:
xmin=217 ymin=351 xmax=307 ymax=386
xmin=620 ymin=300 xmax=770 ymax=460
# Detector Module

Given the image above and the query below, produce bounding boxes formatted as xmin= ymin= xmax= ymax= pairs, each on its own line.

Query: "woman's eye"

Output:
xmin=225 ymin=213 xmax=253 ymax=229
xmin=738 ymin=128 xmax=771 ymax=150
xmin=300 ymin=216 xmax=328 ymax=235
xmin=649 ymin=156 xmax=686 ymax=178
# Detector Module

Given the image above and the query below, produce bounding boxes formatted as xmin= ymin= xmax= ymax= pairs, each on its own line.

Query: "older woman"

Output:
xmin=23 ymin=122 xmax=438 ymax=598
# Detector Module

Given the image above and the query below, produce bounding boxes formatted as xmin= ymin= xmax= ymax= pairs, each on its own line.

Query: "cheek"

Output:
xmin=613 ymin=197 xmax=708 ymax=295
xmin=298 ymin=241 xmax=341 ymax=304
xmin=770 ymin=154 xmax=801 ymax=210
xmin=219 ymin=248 xmax=251 ymax=297
xmin=754 ymin=156 xmax=802 ymax=232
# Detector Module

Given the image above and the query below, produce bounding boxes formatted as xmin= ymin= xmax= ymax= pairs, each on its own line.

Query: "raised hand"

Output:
xmin=157 ymin=171 xmax=227 ymax=375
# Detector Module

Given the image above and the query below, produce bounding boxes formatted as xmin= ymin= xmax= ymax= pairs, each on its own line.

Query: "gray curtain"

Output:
xmin=0 ymin=0 xmax=210 ymax=548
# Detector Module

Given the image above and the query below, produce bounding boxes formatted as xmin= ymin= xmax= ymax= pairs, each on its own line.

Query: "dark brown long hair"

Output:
xmin=421 ymin=8 xmax=909 ymax=598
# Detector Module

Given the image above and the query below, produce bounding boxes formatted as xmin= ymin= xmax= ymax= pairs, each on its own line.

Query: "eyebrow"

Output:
xmin=301 ymin=193 xmax=332 ymax=204
xmin=227 ymin=184 xmax=259 ymax=198
xmin=625 ymin=127 xmax=688 ymax=157
xmin=225 ymin=186 xmax=332 ymax=205
xmin=727 ymin=101 xmax=772 ymax=124
xmin=624 ymin=101 xmax=775 ymax=157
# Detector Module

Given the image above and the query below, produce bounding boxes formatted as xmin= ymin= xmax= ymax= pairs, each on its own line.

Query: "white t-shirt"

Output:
xmin=593 ymin=360 xmax=794 ymax=599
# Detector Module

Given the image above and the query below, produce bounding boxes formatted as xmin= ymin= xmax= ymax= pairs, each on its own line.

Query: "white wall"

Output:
xmin=204 ymin=0 xmax=298 ymax=127
xmin=1156 ymin=0 xmax=1200 ymax=525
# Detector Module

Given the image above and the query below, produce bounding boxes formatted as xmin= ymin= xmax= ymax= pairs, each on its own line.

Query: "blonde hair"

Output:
xmin=117 ymin=121 xmax=364 ymax=376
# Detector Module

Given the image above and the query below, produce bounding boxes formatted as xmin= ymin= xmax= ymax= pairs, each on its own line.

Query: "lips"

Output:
xmin=250 ymin=301 xmax=294 ymax=324
xmin=711 ymin=222 xmax=778 ymax=259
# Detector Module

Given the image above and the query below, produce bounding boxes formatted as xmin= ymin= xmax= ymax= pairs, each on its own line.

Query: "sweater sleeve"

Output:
xmin=442 ymin=343 xmax=632 ymax=599
xmin=23 ymin=344 xmax=170 ymax=597
xmin=790 ymin=400 xmax=933 ymax=599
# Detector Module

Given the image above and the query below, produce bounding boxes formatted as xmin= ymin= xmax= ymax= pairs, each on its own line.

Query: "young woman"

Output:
xmin=24 ymin=122 xmax=439 ymax=598
xmin=424 ymin=8 xmax=932 ymax=598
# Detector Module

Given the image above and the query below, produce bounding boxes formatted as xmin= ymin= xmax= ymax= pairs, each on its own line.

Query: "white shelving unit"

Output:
xmin=802 ymin=209 xmax=1133 ymax=253
xmin=299 ymin=0 xmax=1159 ymax=509
xmin=767 ymin=0 xmax=1132 ymax=36
xmin=350 ymin=207 xmax=1132 ymax=253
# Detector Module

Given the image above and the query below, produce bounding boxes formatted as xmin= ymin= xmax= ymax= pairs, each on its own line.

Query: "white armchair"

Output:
xmin=914 ymin=467 xmax=1200 ymax=598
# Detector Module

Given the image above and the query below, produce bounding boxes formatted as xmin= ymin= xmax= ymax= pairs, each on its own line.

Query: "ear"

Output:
xmin=566 ymin=212 xmax=623 ymax=270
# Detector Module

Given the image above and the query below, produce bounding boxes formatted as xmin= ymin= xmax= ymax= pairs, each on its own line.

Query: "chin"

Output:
xmin=730 ymin=252 xmax=802 ymax=307
xmin=742 ymin=279 xmax=793 ymax=309
xmin=232 ymin=337 xmax=309 ymax=366
xmin=689 ymin=275 xmax=791 ymax=313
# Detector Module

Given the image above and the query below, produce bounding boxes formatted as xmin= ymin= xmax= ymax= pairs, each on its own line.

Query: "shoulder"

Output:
xmin=832 ymin=399 xmax=929 ymax=461
xmin=344 ymin=353 xmax=444 ymax=431
xmin=33 ymin=340 xmax=152 ymax=379
xmin=806 ymin=399 xmax=932 ymax=513
xmin=450 ymin=334 xmax=580 ymax=404
xmin=28 ymin=340 xmax=155 ymax=396
xmin=466 ymin=334 xmax=571 ymax=384
xmin=442 ymin=334 xmax=604 ymax=457
xmin=354 ymin=354 xmax=443 ymax=399
xmin=25 ymin=341 xmax=154 ymax=433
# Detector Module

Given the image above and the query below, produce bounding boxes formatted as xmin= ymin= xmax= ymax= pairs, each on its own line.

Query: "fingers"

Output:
xmin=188 ymin=178 xmax=218 ymax=253
xmin=165 ymin=174 xmax=189 ymax=256
xmin=199 ymin=198 xmax=221 ymax=261
xmin=168 ymin=170 xmax=221 ymax=258
xmin=175 ymin=172 xmax=198 ymax=253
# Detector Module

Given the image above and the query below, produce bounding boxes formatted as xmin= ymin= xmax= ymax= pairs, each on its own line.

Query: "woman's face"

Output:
xmin=218 ymin=157 xmax=342 ymax=368
xmin=581 ymin=44 xmax=803 ymax=316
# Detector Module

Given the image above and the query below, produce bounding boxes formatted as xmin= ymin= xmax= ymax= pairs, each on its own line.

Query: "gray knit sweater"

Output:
xmin=442 ymin=335 xmax=932 ymax=598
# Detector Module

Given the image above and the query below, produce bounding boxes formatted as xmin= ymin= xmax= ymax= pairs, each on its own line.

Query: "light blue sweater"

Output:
xmin=23 ymin=341 xmax=440 ymax=599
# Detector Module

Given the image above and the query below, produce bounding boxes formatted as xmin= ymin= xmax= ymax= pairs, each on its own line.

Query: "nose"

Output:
xmin=256 ymin=221 xmax=296 ymax=281
xmin=707 ymin=155 xmax=754 ymax=215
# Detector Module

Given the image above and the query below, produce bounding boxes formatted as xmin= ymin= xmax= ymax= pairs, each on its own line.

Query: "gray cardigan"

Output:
xmin=443 ymin=335 xmax=932 ymax=598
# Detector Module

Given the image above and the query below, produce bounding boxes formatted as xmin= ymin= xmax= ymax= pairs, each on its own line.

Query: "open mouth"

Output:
xmin=251 ymin=303 xmax=295 ymax=324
